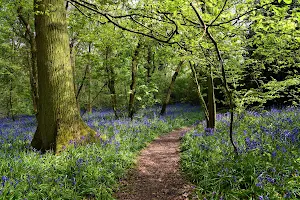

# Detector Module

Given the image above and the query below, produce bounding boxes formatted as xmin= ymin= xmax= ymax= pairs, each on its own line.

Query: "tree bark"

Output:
xmin=31 ymin=0 xmax=95 ymax=153
xmin=105 ymin=46 xmax=118 ymax=119
xmin=207 ymin=67 xmax=216 ymax=128
xmin=190 ymin=3 xmax=237 ymax=154
xmin=87 ymin=43 xmax=92 ymax=113
xmin=145 ymin=45 xmax=153 ymax=83
xmin=128 ymin=42 xmax=141 ymax=120
xmin=9 ymin=79 xmax=15 ymax=121
xmin=189 ymin=61 xmax=209 ymax=123
xmin=17 ymin=7 xmax=39 ymax=115
xmin=70 ymin=38 xmax=77 ymax=98
xmin=160 ymin=61 xmax=184 ymax=116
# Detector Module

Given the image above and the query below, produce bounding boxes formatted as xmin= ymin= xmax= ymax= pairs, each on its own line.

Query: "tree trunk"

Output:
xmin=9 ymin=79 xmax=15 ymax=121
xmin=145 ymin=45 xmax=152 ymax=83
xmin=160 ymin=61 xmax=184 ymax=115
xmin=31 ymin=0 xmax=95 ymax=153
xmin=105 ymin=46 xmax=118 ymax=119
xmin=189 ymin=61 xmax=209 ymax=123
xmin=29 ymin=32 xmax=39 ymax=115
xmin=207 ymin=68 xmax=216 ymax=129
xmin=17 ymin=7 xmax=39 ymax=115
xmin=70 ymin=39 xmax=77 ymax=98
xmin=87 ymin=43 xmax=92 ymax=113
xmin=128 ymin=42 xmax=141 ymax=120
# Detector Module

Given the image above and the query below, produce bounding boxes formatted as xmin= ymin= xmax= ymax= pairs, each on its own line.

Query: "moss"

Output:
xmin=55 ymin=119 xmax=97 ymax=153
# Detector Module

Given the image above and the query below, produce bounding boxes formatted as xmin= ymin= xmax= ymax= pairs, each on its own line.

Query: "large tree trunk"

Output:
xmin=128 ymin=42 xmax=141 ymax=120
xmin=31 ymin=0 xmax=95 ymax=153
xmin=160 ymin=61 xmax=184 ymax=116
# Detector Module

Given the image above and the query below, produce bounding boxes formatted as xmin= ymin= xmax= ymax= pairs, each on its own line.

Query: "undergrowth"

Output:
xmin=181 ymin=107 xmax=300 ymax=200
xmin=0 ymin=104 xmax=201 ymax=199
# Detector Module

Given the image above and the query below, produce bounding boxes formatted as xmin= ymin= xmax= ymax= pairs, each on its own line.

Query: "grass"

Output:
xmin=181 ymin=107 xmax=300 ymax=199
xmin=0 ymin=104 xmax=201 ymax=199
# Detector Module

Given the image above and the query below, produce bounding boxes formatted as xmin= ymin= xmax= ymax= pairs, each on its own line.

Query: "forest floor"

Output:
xmin=114 ymin=127 xmax=196 ymax=200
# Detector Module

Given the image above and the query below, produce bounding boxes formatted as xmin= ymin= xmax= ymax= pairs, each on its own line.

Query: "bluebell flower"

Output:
xmin=256 ymin=182 xmax=263 ymax=188
xmin=72 ymin=177 xmax=76 ymax=186
xmin=76 ymin=158 xmax=84 ymax=166
xmin=1 ymin=176 xmax=8 ymax=186
xmin=204 ymin=128 xmax=214 ymax=136
xmin=2 ymin=175 xmax=8 ymax=182
xmin=281 ymin=147 xmax=287 ymax=153
xmin=271 ymin=151 xmax=277 ymax=158
xmin=259 ymin=195 xmax=264 ymax=200
xmin=245 ymin=137 xmax=260 ymax=150
xmin=265 ymin=176 xmax=275 ymax=184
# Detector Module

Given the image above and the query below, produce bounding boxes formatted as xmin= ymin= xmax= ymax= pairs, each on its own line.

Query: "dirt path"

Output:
xmin=114 ymin=127 xmax=195 ymax=200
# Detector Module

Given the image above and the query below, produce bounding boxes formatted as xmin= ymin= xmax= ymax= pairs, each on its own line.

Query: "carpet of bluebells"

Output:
xmin=0 ymin=104 xmax=201 ymax=199
xmin=181 ymin=107 xmax=300 ymax=200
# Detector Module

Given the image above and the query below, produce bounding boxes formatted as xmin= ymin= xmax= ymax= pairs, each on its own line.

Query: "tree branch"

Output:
xmin=209 ymin=1 xmax=276 ymax=27
xmin=209 ymin=0 xmax=228 ymax=26
xmin=68 ymin=0 xmax=178 ymax=43
xmin=190 ymin=2 xmax=238 ymax=155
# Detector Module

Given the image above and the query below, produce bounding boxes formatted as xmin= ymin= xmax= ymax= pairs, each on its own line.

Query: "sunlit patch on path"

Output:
xmin=114 ymin=127 xmax=195 ymax=200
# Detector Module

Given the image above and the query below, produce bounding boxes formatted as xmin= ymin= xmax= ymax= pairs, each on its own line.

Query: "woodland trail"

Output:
xmin=114 ymin=127 xmax=195 ymax=200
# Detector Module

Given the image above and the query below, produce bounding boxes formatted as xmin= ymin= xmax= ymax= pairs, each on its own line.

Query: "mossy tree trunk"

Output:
xmin=160 ymin=61 xmax=184 ymax=116
xmin=31 ymin=0 xmax=95 ymax=153
xmin=128 ymin=42 xmax=141 ymax=120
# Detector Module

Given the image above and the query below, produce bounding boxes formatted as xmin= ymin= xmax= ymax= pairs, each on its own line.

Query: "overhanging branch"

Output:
xmin=68 ymin=0 xmax=178 ymax=43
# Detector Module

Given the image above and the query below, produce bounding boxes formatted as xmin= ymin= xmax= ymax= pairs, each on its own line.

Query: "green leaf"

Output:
xmin=283 ymin=0 xmax=292 ymax=4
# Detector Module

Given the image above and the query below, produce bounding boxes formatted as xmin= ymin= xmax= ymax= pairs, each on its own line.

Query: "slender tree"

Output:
xmin=104 ymin=46 xmax=118 ymax=119
xmin=207 ymin=66 xmax=216 ymax=128
xmin=31 ymin=0 xmax=96 ymax=153
xmin=160 ymin=60 xmax=184 ymax=116
xmin=17 ymin=7 xmax=39 ymax=114
xmin=87 ymin=43 xmax=92 ymax=113
xmin=128 ymin=42 xmax=141 ymax=120
xmin=189 ymin=61 xmax=209 ymax=124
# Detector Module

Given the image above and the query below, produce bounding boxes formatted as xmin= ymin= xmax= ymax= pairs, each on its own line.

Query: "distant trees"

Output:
xmin=0 ymin=0 xmax=299 ymax=153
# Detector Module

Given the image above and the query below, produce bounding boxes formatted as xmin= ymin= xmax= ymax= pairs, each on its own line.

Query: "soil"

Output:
xmin=114 ymin=127 xmax=196 ymax=200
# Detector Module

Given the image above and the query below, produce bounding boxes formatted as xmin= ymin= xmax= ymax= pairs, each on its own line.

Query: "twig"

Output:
xmin=209 ymin=0 xmax=228 ymax=26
